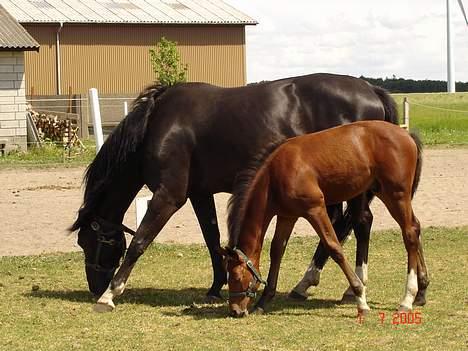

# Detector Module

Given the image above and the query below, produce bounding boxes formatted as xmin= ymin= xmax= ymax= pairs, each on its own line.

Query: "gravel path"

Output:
xmin=1 ymin=149 xmax=467 ymax=256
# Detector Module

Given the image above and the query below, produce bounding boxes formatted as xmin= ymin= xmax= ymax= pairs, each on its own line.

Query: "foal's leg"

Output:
xmin=341 ymin=194 xmax=374 ymax=303
xmin=290 ymin=203 xmax=354 ymax=300
xmin=379 ymin=193 xmax=420 ymax=311
xmin=305 ymin=205 xmax=370 ymax=315
xmin=414 ymin=216 xmax=430 ymax=306
xmin=253 ymin=216 xmax=298 ymax=313
xmin=94 ymin=164 xmax=189 ymax=312
xmin=190 ymin=193 xmax=226 ymax=301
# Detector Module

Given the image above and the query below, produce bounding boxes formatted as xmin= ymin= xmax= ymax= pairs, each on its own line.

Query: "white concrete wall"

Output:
xmin=0 ymin=51 xmax=27 ymax=151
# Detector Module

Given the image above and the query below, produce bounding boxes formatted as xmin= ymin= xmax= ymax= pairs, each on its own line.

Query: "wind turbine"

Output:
xmin=446 ymin=0 xmax=468 ymax=92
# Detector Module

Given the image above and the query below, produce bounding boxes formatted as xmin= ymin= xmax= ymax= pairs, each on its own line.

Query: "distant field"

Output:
xmin=0 ymin=227 xmax=466 ymax=350
xmin=393 ymin=92 xmax=468 ymax=145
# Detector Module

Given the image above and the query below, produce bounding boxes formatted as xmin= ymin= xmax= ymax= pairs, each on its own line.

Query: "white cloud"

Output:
xmin=226 ymin=0 xmax=468 ymax=83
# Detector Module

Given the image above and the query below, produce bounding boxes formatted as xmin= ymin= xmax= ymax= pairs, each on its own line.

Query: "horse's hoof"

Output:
xmin=93 ymin=302 xmax=115 ymax=313
xmin=340 ymin=294 xmax=356 ymax=304
xmin=205 ymin=294 xmax=223 ymax=304
xmin=398 ymin=305 xmax=412 ymax=313
xmin=288 ymin=290 xmax=308 ymax=301
xmin=414 ymin=295 xmax=426 ymax=306
xmin=357 ymin=308 xmax=369 ymax=317
xmin=251 ymin=306 xmax=265 ymax=315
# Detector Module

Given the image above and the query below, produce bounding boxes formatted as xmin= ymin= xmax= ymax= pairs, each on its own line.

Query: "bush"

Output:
xmin=149 ymin=37 xmax=188 ymax=86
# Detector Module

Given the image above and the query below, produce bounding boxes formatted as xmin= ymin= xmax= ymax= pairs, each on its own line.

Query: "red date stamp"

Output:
xmin=357 ymin=311 xmax=422 ymax=325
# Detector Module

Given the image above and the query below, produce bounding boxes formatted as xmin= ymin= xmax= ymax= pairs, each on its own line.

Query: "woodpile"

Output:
xmin=28 ymin=109 xmax=82 ymax=148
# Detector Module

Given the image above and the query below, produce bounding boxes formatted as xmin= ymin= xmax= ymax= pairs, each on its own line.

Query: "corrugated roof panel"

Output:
xmin=0 ymin=5 xmax=39 ymax=50
xmin=197 ymin=0 xmax=242 ymax=22
xmin=0 ymin=0 xmax=257 ymax=24
xmin=132 ymin=0 xmax=175 ymax=22
xmin=179 ymin=0 xmax=225 ymax=22
xmin=45 ymin=0 xmax=89 ymax=22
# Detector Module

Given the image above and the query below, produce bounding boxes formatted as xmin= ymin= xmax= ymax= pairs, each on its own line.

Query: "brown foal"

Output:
xmin=222 ymin=120 xmax=427 ymax=318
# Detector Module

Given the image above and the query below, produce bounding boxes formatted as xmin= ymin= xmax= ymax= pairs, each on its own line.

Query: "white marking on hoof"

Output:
xmin=95 ymin=282 xmax=125 ymax=312
xmin=399 ymin=269 xmax=418 ymax=311
xmin=355 ymin=286 xmax=370 ymax=312
xmin=292 ymin=262 xmax=322 ymax=296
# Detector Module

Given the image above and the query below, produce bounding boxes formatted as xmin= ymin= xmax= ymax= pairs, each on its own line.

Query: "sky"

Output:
xmin=225 ymin=0 xmax=468 ymax=83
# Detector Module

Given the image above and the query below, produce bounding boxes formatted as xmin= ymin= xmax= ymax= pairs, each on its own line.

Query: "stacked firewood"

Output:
xmin=28 ymin=110 xmax=75 ymax=145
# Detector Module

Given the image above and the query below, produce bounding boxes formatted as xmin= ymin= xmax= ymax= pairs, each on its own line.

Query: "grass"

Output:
xmin=0 ymin=140 xmax=96 ymax=168
xmin=0 ymin=226 xmax=466 ymax=350
xmin=393 ymin=92 xmax=468 ymax=146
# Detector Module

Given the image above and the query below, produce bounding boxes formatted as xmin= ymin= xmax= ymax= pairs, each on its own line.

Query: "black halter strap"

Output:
xmin=85 ymin=217 xmax=135 ymax=273
xmin=228 ymin=248 xmax=267 ymax=299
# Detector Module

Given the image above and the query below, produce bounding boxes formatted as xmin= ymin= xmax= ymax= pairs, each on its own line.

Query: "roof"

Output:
xmin=0 ymin=0 xmax=257 ymax=25
xmin=0 ymin=5 xmax=39 ymax=51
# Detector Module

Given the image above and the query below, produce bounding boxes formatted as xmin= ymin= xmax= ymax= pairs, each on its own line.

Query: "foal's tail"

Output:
xmin=410 ymin=132 xmax=423 ymax=199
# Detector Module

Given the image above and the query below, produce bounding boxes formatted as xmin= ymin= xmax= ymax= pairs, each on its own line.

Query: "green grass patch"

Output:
xmin=0 ymin=140 xmax=96 ymax=168
xmin=0 ymin=226 xmax=466 ymax=350
xmin=393 ymin=92 xmax=468 ymax=146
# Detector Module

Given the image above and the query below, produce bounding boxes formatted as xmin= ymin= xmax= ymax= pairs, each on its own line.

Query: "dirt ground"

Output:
xmin=1 ymin=149 xmax=467 ymax=256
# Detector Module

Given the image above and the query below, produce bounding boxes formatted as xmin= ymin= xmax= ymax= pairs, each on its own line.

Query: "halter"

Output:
xmin=85 ymin=216 xmax=135 ymax=273
xmin=228 ymin=248 xmax=268 ymax=299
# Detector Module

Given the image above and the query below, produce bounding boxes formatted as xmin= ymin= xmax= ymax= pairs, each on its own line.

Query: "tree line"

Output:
xmin=360 ymin=76 xmax=468 ymax=93
xmin=248 ymin=76 xmax=468 ymax=93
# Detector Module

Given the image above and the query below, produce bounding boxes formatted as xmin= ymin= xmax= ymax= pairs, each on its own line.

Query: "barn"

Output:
xmin=0 ymin=0 xmax=257 ymax=96
xmin=0 ymin=5 xmax=39 ymax=151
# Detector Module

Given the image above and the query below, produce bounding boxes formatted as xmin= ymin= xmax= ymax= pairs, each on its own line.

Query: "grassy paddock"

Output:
xmin=0 ymin=227 xmax=466 ymax=350
xmin=393 ymin=92 xmax=468 ymax=145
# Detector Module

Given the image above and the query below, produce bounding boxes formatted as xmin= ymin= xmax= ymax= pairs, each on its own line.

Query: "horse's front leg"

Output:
xmin=341 ymin=196 xmax=373 ymax=304
xmin=253 ymin=216 xmax=297 ymax=314
xmin=190 ymin=193 xmax=226 ymax=302
xmin=94 ymin=167 xmax=189 ymax=312
xmin=289 ymin=203 xmax=353 ymax=300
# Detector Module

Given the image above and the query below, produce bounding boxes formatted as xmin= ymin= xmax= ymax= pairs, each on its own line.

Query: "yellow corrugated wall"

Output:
xmin=23 ymin=24 xmax=246 ymax=95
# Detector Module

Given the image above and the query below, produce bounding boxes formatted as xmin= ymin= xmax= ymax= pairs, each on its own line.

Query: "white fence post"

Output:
xmin=124 ymin=101 xmax=128 ymax=116
xmin=88 ymin=88 xmax=104 ymax=153
xmin=402 ymin=97 xmax=410 ymax=130
xmin=136 ymin=196 xmax=152 ymax=228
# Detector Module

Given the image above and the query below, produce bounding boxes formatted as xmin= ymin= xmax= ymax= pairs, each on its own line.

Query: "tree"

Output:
xmin=149 ymin=37 xmax=188 ymax=86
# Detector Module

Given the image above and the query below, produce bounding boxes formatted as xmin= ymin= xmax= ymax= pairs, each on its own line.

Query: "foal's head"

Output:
xmin=220 ymin=247 xmax=260 ymax=317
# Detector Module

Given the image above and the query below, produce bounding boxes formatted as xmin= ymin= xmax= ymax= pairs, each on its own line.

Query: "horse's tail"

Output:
xmin=410 ymin=132 xmax=423 ymax=198
xmin=70 ymin=84 xmax=168 ymax=231
xmin=372 ymin=85 xmax=399 ymax=125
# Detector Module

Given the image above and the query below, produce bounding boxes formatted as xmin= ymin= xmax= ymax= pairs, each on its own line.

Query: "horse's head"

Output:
xmin=74 ymin=217 xmax=127 ymax=296
xmin=220 ymin=247 xmax=264 ymax=318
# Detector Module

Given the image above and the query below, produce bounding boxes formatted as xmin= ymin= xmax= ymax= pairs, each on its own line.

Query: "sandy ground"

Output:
xmin=0 ymin=149 xmax=467 ymax=256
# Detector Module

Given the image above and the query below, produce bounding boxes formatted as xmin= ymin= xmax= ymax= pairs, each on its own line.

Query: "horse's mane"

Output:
xmin=70 ymin=84 xmax=168 ymax=231
xmin=227 ymin=140 xmax=285 ymax=247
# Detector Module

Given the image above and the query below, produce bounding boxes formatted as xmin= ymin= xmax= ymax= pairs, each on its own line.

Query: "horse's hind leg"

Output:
xmin=379 ymin=193 xmax=420 ymax=311
xmin=305 ymin=204 xmax=370 ymax=315
xmin=341 ymin=193 xmax=374 ymax=303
xmin=253 ymin=216 xmax=297 ymax=313
xmin=190 ymin=193 xmax=226 ymax=301
xmin=414 ymin=216 xmax=429 ymax=306
xmin=289 ymin=203 xmax=353 ymax=300
xmin=95 ymin=161 xmax=190 ymax=312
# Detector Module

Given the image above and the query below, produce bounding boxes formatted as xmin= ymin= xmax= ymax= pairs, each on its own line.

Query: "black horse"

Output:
xmin=70 ymin=73 xmax=399 ymax=310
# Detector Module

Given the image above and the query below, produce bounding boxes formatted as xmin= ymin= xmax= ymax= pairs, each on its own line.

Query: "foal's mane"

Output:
xmin=70 ymin=84 xmax=168 ymax=231
xmin=227 ymin=140 xmax=285 ymax=247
